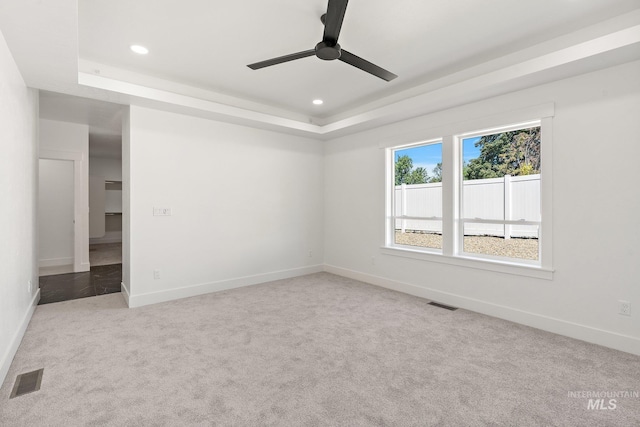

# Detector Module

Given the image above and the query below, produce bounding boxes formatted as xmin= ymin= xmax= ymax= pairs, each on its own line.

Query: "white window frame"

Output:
xmin=387 ymin=139 xmax=443 ymax=255
xmin=382 ymin=105 xmax=554 ymax=280
xmin=457 ymin=121 xmax=542 ymax=267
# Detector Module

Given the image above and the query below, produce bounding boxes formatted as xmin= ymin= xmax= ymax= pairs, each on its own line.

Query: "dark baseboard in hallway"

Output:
xmin=38 ymin=264 xmax=122 ymax=305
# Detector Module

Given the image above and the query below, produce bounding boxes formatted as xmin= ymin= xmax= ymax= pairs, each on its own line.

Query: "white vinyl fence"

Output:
xmin=395 ymin=174 xmax=540 ymax=238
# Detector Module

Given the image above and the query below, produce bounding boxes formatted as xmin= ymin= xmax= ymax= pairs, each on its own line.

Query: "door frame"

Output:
xmin=39 ymin=149 xmax=85 ymax=272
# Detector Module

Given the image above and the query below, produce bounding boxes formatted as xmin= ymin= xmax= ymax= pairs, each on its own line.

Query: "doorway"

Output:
xmin=38 ymin=91 xmax=124 ymax=304
xmin=37 ymin=145 xmax=123 ymax=304
xmin=37 ymin=150 xmax=85 ymax=276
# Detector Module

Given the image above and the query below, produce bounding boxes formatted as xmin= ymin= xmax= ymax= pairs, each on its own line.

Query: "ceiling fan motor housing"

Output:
xmin=315 ymin=41 xmax=341 ymax=60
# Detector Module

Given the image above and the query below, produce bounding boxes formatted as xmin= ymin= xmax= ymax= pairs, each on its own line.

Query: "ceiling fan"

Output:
xmin=247 ymin=0 xmax=397 ymax=82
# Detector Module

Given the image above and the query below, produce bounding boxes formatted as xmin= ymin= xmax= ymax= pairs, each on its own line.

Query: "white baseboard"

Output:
xmin=39 ymin=257 xmax=73 ymax=268
xmin=324 ymin=264 xmax=640 ymax=356
xmin=39 ymin=264 xmax=74 ymax=276
xmin=127 ymin=264 xmax=324 ymax=308
xmin=90 ymin=237 xmax=122 ymax=244
xmin=120 ymin=281 xmax=130 ymax=306
xmin=0 ymin=289 xmax=40 ymax=387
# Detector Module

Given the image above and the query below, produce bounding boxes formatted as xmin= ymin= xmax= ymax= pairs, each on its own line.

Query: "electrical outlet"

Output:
xmin=153 ymin=270 xmax=161 ymax=280
xmin=308 ymin=250 xmax=313 ymax=258
xmin=27 ymin=280 xmax=32 ymax=293
xmin=619 ymin=300 xmax=631 ymax=316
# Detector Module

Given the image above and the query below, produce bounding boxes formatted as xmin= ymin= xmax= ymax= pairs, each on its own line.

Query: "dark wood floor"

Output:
xmin=38 ymin=264 xmax=122 ymax=305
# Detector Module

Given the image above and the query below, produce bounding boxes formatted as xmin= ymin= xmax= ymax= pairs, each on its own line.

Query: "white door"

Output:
xmin=38 ymin=159 xmax=75 ymax=274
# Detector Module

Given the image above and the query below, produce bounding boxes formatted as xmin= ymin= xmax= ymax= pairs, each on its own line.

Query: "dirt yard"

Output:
xmin=394 ymin=231 xmax=538 ymax=260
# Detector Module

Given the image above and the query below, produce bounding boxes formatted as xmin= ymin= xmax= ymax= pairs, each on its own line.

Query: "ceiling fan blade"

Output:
xmin=339 ymin=50 xmax=397 ymax=82
xmin=323 ymin=0 xmax=349 ymax=44
xmin=247 ymin=49 xmax=315 ymax=70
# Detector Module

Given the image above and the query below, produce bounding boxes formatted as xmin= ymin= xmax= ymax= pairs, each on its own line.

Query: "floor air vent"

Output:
xmin=428 ymin=302 xmax=458 ymax=311
xmin=10 ymin=368 xmax=44 ymax=399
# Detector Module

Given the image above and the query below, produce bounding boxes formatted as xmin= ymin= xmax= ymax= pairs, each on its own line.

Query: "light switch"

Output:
xmin=153 ymin=207 xmax=172 ymax=216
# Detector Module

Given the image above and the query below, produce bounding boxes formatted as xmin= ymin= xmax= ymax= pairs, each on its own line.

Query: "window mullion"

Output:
xmin=461 ymin=219 xmax=541 ymax=226
xmin=385 ymin=148 xmax=395 ymax=247
xmin=540 ymin=116 xmax=553 ymax=270
xmin=395 ymin=216 xmax=443 ymax=221
xmin=441 ymin=135 xmax=456 ymax=256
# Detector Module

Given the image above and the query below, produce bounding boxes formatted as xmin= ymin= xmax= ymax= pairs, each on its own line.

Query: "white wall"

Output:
xmin=126 ymin=106 xmax=324 ymax=307
xmin=38 ymin=158 xmax=75 ymax=266
xmin=39 ymin=119 xmax=90 ymax=271
xmin=89 ymin=175 xmax=106 ymax=239
xmin=0 ymin=29 xmax=39 ymax=386
xmin=89 ymin=156 xmax=122 ymax=181
xmin=122 ymin=107 xmax=131 ymax=301
xmin=89 ymin=157 xmax=123 ymax=243
xmin=324 ymin=60 xmax=640 ymax=355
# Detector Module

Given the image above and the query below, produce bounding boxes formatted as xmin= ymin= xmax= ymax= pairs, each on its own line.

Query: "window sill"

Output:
xmin=380 ymin=246 xmax=553 ymax=280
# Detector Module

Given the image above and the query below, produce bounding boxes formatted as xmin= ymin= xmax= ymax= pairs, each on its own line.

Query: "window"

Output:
xmin=460 ymin=123 xmax=541 ymax=264
xmin=392 ymin=141 xmax=443 ymax=251
xmin=385 ymin=117 xmax=552 ymax=278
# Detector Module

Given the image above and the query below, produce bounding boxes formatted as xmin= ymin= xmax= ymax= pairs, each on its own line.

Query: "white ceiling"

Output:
xmin=1 ymin=0 xmax=640 ymax=138
xmin=78 ymin=0 xmax=638 ymax=118
xmin=39 ymin=91 xmax=122 ymax=136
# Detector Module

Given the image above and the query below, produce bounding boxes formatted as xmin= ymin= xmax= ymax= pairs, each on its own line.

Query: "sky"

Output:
xmin=395 ymin=137 xmax=481 ymax=176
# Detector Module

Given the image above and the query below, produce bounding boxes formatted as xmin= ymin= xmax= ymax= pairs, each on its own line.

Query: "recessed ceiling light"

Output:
xmin=130 ymin=45 xmax=149 ymax=55
xmin=313 ymin=99 xmax=323 ymax=105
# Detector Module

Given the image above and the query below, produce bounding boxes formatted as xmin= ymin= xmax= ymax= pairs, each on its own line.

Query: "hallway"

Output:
xmin=38 ymin=264 xmax=121 ymax=305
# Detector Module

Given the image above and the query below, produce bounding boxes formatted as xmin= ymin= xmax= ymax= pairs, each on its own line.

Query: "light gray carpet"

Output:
xmin=1 ymin=273 xmax=638 ymax=426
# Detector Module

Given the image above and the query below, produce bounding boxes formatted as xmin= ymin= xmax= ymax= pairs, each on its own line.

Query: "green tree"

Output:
xmin=464 ymin=127 xmax=540 ymax=180
xmin=429 ymin=162 xmax=442 ymax=183
xmin=407 ymin=167 xmax=429 ymax=184
xmin=395 ymin=155 xmax=429 ymax=185
xmin=395 ymin=155 xmax=413 ymax=185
